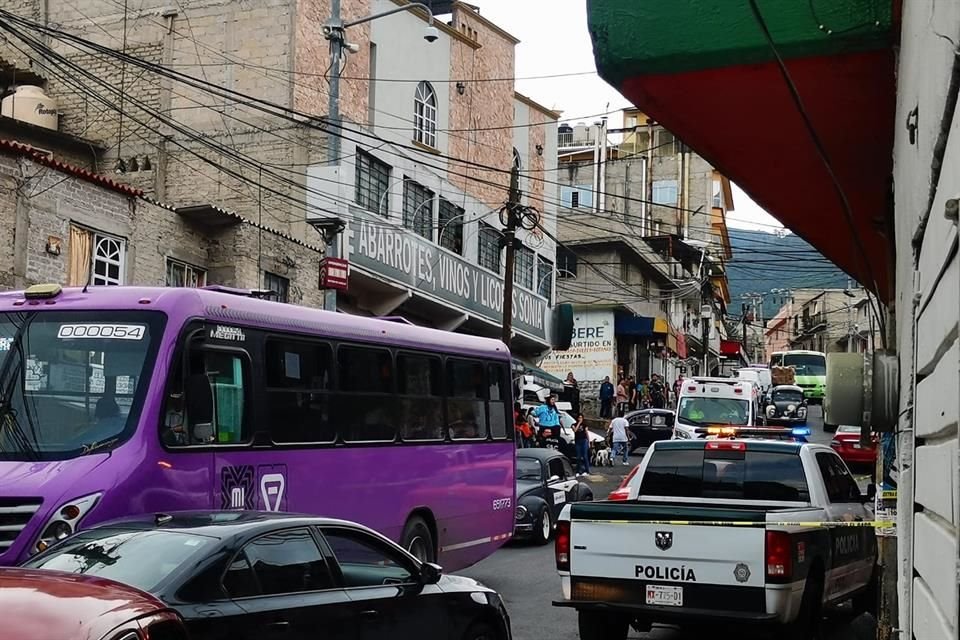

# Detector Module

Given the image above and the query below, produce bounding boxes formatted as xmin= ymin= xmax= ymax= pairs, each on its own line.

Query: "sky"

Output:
xmin=471 ymin=0 xmax=784 ymax=232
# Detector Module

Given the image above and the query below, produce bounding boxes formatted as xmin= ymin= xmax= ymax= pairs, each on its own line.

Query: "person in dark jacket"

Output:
xmin=598 ymin=376 xmax=614 ymax=418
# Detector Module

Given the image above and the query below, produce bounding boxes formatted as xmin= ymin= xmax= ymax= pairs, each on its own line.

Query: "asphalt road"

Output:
xmin=462 ymin=405 xmax=876 ymax=640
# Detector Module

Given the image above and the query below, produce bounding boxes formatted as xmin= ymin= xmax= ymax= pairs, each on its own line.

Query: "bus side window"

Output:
xmin=164 ymin=347 xmax=250 ymax=446
xmin=447 ymin=359 xmax=487 ymax=440
xmin=487 ymin=363 xmax=510 ymax=441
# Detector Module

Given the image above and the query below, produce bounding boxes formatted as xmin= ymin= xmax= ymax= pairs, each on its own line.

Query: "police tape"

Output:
xmin=572 ymin=519 xmax=894 ymax=528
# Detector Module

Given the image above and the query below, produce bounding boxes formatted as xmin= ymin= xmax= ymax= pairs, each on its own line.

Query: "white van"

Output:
xmin=673 ymin=377 xmax=757 ymax=439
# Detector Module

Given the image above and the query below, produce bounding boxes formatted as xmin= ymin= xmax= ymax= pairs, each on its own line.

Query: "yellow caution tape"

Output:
xmin=572 ymin=519 xmax=894 ymax=528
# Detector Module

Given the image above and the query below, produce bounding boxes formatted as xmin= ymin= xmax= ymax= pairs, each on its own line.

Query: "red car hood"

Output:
xmin=0 ymin=568 xmax=166 ymax=640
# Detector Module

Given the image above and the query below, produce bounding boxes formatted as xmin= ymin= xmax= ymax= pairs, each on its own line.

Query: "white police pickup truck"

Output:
xmin=553 ymin=438 xmax=877 ymax=640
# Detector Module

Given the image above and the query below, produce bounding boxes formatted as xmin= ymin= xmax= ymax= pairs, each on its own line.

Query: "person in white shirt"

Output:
xmin=607 ymin=415 xmax=631 ymax=465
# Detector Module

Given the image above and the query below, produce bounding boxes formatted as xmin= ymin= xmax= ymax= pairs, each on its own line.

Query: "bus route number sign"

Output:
xmin=57 ymin=324 xmax=146 ymax=340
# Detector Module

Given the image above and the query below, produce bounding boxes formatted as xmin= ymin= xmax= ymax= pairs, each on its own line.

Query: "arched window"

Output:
xmin=414 ymin=81 xmax=438 ymax=148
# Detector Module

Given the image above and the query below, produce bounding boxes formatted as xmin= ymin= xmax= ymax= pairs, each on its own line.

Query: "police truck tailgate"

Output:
xmin=568 ymin=503 xmax=768 ymax=613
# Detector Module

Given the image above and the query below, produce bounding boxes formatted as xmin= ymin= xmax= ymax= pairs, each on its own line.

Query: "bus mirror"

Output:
xmin=185 ymin=373 xmax=214 ymax=427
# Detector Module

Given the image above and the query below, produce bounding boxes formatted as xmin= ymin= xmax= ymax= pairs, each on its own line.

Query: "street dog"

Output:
xmin=594 ymin=447 xmax=612 ymax=467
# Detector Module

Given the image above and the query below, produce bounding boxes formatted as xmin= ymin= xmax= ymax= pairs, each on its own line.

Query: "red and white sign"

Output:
xmin=320 ymin=257 xmax=349 ymax=291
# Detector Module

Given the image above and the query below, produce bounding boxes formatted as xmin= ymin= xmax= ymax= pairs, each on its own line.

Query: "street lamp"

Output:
xmin=322 ymin=0 xmax=438 ymax=313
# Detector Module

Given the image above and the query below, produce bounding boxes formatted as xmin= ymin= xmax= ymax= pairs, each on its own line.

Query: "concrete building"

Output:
xmin=0 ymin=139 xmax=322 ymax=303
xmin=0 ymin=0 xmax=559 ymax=358
xmin=585 ymin=2 xmax=960 ymax=635
xmin=789 ymin=288 xmax=870 ymax=354
xmin=549 ymin=107 xmax=733 ymax=389
xmin=762 ymin=289 xmax=820 ymax=360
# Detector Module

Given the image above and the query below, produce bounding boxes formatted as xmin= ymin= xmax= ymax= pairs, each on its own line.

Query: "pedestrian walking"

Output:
xmin=673 ymin=375 xmax=685 ymax=404
xmin=615 ymin=378 xmax=629 ymax=416
xmin=649 ymin=374 xmax=667 ymax=409
xmin=573 ymin=413 xmax=591 ymax=476
xmin=598 ymin=376 xmax=614 ymax=418
xmin=608 ymin=414 xmax=631 ymax=465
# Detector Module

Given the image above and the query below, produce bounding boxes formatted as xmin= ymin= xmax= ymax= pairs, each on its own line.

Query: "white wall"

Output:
xmin=893 ymin=1 xmax=960 ymax=637
xmin=369 ymin=0 xmax=452 ymax=157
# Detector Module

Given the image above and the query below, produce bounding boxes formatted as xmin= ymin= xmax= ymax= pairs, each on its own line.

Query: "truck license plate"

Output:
xmin=646 ymin=585 xmax=683 ymax=607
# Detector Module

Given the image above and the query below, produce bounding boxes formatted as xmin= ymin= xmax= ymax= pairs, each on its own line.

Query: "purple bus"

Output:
xmin=0 ymin=284 xmax=516 ymax=570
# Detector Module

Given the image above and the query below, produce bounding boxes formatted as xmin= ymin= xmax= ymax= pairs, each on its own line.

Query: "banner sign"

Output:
xmin=540 ymin=309 xmax=615 ymax=381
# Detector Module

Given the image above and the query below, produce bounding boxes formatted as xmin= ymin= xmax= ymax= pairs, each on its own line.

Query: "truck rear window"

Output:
xmin=639 ymin=449 xmax=810 ymax=502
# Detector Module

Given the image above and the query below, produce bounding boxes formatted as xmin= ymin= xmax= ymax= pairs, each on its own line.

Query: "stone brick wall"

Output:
xmin=0 ymin=149 xmax=326 ymax=310
xmin=446 ymin=4 xmax=515 ymax=209
xmin=526 ymin=108 xmax=547 ymax=210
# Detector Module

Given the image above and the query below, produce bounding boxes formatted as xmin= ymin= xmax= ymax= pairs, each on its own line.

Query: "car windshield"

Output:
xmin=0 ymin=311 xmax=164 ymax=461
xmin=677 ymin=397 xmax=750 ymax=426
xmin=558 ymin=412 xmax=575 ymax=428
xmin=783 ymin=353 xmax=826 ymax=376
xmin=24 ymin=528 xmax=216 ymax=592
xmin=772 ymin=389 xmax=804 ymax=402
xmin=516 ymin=457 xmax=542 ymax=481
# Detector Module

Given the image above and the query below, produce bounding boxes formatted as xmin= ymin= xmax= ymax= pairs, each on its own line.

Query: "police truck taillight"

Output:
xmin=555 ymin=520 xmax=571 ymax=571
xmin=765 ymin=530 xmax=792 ymax=579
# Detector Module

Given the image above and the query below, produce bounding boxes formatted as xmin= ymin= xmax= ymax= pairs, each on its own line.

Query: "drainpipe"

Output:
xmin=676 ymin=142 xmax=684 ymax=235
xmin=639 ymin=156 xmax=648 ymax=235
xmin=592 ymin=123 xmax=601 ymax=213
xmin=682 ymin=145 xmax=690 ymax=239
xmin=598 ymin=118 xmax=608 ymax=214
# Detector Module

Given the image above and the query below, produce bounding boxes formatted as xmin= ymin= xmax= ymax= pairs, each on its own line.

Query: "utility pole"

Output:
xmin=501 ymin=166 xmax=522 ymax=346
xmin=701 ymin=278 xmax=712 ymax=376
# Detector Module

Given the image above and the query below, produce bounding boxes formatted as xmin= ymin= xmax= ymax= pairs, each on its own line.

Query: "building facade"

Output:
xmin=551 ymin=108 xmax=733 ymax=391
xmin=0 ymin=0 xmax=559 ymax=359
xmin=0 ymin=140 xmax=321 ymax=303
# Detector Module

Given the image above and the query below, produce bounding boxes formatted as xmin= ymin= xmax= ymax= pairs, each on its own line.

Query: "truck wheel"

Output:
xmin=787 ymin=571 xmax=824 ymax=640
xmin=851 ymin=570 xmax=878 ymax=615
xmin=577 ymin=610 xmax=628 ymax=640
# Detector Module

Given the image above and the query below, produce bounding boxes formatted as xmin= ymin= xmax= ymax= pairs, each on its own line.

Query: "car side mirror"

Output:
xmin=547 ymin=474 xmax=561 ymax=485
xmin=865 ymin=483 xmax=876 ymax=502
xmin=419 ymin=562 xmax=442 ymax=585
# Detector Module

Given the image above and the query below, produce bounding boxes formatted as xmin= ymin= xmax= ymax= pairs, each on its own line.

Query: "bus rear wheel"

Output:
xmin=401 ymin=516 xmax=436 ymax=564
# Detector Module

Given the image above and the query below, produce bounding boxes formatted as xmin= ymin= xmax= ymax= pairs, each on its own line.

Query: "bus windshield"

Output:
xmin=0 ymin=311 xmax=163 ymax=460
xmin=677 ymin=397 xmax=750 ymax=426
xmin=782 ymin=353 xmax=826 ymax=376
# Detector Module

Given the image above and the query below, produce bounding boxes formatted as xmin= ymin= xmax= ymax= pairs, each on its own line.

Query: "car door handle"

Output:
xmin=360 ymin=610 xmax=379 ymax=620
xmin=266 ymin=620 xmax=290 ymax=631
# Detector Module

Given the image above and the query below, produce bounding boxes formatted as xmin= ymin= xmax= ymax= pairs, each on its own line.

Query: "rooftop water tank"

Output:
xmin=1 ymin=85 xmax=58 ymax=130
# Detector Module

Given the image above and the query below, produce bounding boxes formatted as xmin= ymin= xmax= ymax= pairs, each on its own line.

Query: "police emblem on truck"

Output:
xmin=655 ymin=531 xmax=673 ymax=551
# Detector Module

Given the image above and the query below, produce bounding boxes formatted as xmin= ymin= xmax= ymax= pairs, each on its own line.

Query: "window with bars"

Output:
xmin=514 ymin=245 xmax=534 ymax=290
xmin=414 ymin=81 xmax=438 ymax=148
xmin=477 ymin=222 xmax=501 ymax=274
xmin=403 ymin=178 xmax=434 ymax=240
xmin=620 ymin=258 xmax=631 ymax=284
xmin=166 ymin=258 xmax=207 ymax=288
xmin=537 ymin=256 xmax=554 ymax=302
xmin=355 ymin=150 xmax=391 ymax=217
xmin=264 ymin=272 xmax=290 ymax=303
xmin=438 ymin=198 xmax=464 ymax=254
xmin=641 ymin=277 xmax=651 ymax=301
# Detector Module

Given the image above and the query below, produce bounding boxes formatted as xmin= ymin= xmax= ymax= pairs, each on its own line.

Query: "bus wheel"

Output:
xmin=401 ymin=516 xmax=435 ymax=563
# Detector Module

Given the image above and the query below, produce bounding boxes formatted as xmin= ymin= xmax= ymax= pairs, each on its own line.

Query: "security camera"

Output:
xmin=344 ymin=42 xmax=361 ymax=54
xmin=424 ymin=26 xmax=439 ymax=43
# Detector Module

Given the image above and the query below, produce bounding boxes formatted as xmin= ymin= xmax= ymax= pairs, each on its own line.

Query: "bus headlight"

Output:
xmin=515 ymin=506 xmax=528 ymax=522
xmin=33 ymin=493 xmax=101 ymax=554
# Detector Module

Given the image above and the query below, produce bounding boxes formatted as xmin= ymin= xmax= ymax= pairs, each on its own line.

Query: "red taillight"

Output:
xmin=607 ymin=488 xmax=630 ymax=501
xmin=765 ymin=531 xmax=792 ymax=579
xmin=555 ymin=520 xmax=571 ymax=571
xmin=734 ymin=387 xmax=743 ymax=394
xmin=706 ymin=441 xmax=746 ymax=451
xmin=687 ymin=386 xmax=697 ymax=392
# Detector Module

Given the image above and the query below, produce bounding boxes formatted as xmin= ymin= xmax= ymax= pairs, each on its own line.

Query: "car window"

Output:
xmin=23 ymin=529 xmax=215 ymax=592
xmin=561 ymin=458 xmax=575 ymax=478
xmin=547 ymin=458 xmax=566 ymax=481
xmin=516 ymin=457 xmax=542 ymax=481
xmin=816 ymin=452 xmax=861 ymax=503
xmin=639 ymin=448 xmax=810 ymax=502
xmin=236 ymin=528 xmax=333 ymax=596
xmin=321 ymin=528 xmax=414 ymax=588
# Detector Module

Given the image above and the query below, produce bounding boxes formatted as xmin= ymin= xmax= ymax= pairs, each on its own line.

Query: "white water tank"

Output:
xmin=1 ymin=85 xmax=58 ymax=130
